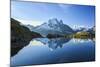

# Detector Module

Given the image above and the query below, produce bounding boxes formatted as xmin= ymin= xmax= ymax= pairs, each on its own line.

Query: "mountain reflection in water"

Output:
xmin=33 ymin=38 xmax=71 ymax=50
xmin=11 ymin=38 xmax=95 ymax=66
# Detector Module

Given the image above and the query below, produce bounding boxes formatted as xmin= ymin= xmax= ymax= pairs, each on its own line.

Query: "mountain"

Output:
xmin=87 ymin=26 xmax=95 ymax=34
xmin=26 ymin=24 xmax=35 ymax=31
xmin=74 ymin=26 xmax=95 ymax=34
xmin=11 ymin=18 xmax=42 ymax=56
xmin=31 ymin=18 xmax=74 ymax=37
xmin=73 ymin=26 xmax=95 ymax=38
xmin=73 ymin=27 xmax=89 ymax=33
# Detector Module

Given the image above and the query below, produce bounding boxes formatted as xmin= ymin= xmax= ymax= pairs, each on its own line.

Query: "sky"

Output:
xmin=11 ymin=1 xmax=95 ymax=28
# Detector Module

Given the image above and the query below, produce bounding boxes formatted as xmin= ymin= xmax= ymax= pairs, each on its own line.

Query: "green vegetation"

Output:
xmin=11 ymin=18 xmax=42 ymax=56
xmin=63 ymin=34 xmax=73 ymax=38
xmin=46 ymin=31 xmax=95 ymax=39
xmin=73 ymin=31 xmax=95 ymax=39
xmin=11 ymin=18 xmax=42 ymax=41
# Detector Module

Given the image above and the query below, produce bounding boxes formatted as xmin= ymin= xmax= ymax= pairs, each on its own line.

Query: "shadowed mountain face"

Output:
xmin=11 ymin=18 xmax=42 ymax=56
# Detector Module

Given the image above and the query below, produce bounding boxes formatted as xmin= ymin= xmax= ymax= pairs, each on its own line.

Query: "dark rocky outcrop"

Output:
xmin=11 ymin=18 xmax=42 ymax=56
xmin=47 ymin=34 xmax=63 ymax=38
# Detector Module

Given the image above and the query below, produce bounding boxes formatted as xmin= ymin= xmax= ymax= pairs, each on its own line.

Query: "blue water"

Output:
xmin=11 ymin=38 xmax=95 ymax=66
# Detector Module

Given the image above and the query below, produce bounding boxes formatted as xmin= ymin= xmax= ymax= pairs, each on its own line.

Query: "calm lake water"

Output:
xmin=11 ymin=38 xmax=95 ymax=66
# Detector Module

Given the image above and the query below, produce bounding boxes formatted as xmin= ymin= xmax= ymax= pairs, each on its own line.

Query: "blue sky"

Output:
xmin=11 ymin=1 xmax=95 ymax=28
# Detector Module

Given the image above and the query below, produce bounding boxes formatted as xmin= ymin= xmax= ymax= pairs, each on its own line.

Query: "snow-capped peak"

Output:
xmin=29 ymin=18 xmax=74 ymax=37
xmin=48 ymin=18 xmax=63 ymax=25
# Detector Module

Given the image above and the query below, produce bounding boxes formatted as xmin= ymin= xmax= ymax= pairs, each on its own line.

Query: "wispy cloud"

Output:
xmin=15 ymin=18 xmax=43 ymax=26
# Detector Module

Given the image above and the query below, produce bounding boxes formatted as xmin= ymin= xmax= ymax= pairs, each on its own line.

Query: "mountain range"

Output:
xmin=26 ymin=18 xmax=95 ymax=37
xmin=26 ymin=18 xmax=74 ymax=37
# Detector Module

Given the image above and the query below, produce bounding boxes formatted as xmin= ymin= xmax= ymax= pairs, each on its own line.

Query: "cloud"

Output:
xmin=15 ymin=18 xmax=43 ymax=26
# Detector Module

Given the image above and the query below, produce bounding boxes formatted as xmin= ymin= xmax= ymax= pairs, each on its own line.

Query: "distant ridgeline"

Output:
xmin=11 ymin=18 xmax=42 ymax=56
xmin=26 ymin=18 xmax=95 ymax=39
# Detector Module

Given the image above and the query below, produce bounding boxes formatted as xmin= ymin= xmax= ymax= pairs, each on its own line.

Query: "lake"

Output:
xmin=11 ymin=38 xmax=95 ymax=66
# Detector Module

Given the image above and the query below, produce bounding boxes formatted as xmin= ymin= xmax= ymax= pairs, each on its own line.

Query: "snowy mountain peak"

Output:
xmin=28 ymin=18 xmax=74 ymax=37
xmin=48 ymin=18 xmax=63 ymax=25
xmin=59 ymin=20 xmax=63 ymax=24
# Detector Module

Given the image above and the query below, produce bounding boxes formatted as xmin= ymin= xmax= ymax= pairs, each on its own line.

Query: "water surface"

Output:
xmin=11 ymin=38 xmax=95 ymax=66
